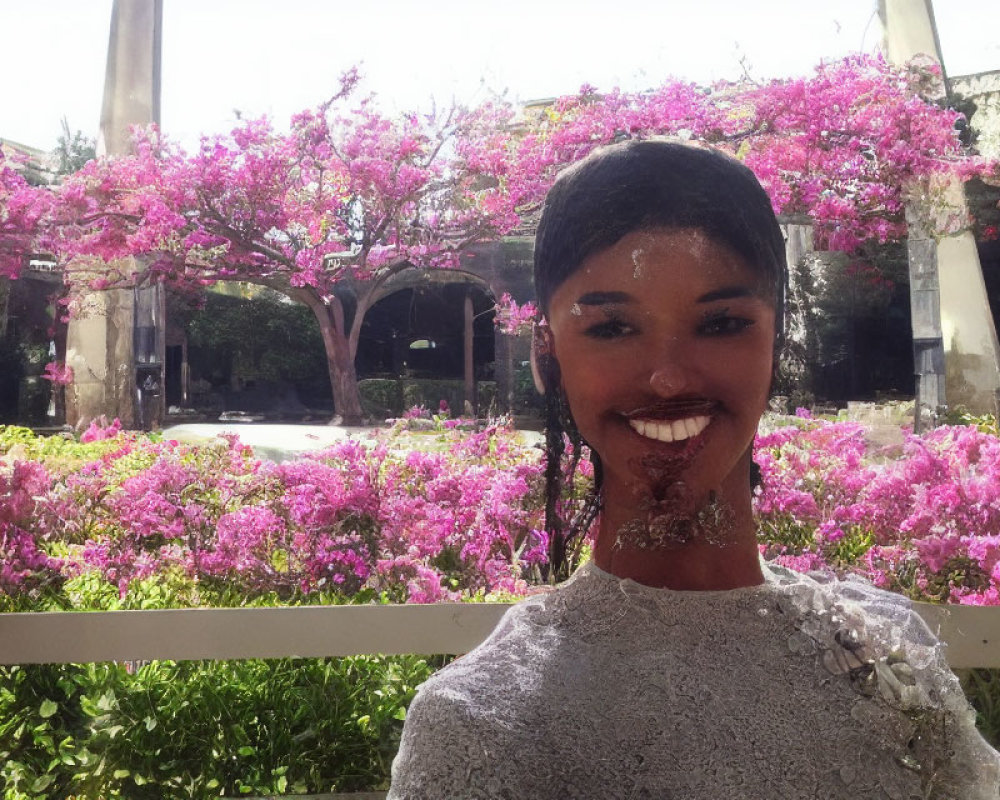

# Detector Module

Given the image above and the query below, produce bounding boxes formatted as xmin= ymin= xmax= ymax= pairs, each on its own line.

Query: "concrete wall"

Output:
xmin=952 ymin=70 xmax=1000 ymax=160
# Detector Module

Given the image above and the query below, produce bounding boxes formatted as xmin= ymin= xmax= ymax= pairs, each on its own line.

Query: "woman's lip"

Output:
xmin=628 ymin=415 xmax=711 ymax=444
xmin=622 ymin=398 xmax=718 ymax=420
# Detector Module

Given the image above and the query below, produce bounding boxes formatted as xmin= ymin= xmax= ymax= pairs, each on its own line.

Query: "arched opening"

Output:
xmin=355 ymin=272 xmax=497 ymax=417
xmin=164 ymin=284 xmax=333 ymax=421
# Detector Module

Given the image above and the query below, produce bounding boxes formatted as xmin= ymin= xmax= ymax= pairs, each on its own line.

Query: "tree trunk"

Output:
xmin=328 ymin=343 xmax=363 ymax=425
xmin=302 ymin=293 xmax=365 ymax=425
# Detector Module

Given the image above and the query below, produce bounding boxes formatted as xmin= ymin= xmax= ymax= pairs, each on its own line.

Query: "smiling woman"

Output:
xmin=547 ymin=228 xmax=776 ymax=588
xmin=534 ymin=140 xmax=787 ymax=590
xmin=386 ymin=141 xmax=1000 ymax=798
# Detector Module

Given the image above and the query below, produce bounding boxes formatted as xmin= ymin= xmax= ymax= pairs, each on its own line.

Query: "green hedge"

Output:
xmin=0 ymin=655 xmax=444 ymax=800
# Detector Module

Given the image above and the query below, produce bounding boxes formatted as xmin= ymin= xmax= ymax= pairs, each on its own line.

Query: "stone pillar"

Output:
xmin=880 ymin=0 xmax=947 ymax=73
xmin=65 ymin=0 xmax=163 ymax=430
xmin=494 ymin=330 xmax=514 ymax=415
xmin=96 ymin=0 xmax=163 ymax=158
xmin=880 ymin=0 xmax=1000 ymax=421
xmin=905 ymin=211 xmax=947 ymax=430
xmin=937 ymin=184 xmax=1000 ymax=416
xmin=463 ymin=291 xmax=475 ymax=415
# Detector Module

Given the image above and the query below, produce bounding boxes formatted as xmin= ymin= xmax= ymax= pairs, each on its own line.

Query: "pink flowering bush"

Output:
xmin=755 ymin=417 xmax=1000 ymax=604
xmin=79 ymin=415 xmax=123 ymax=442
xmin=8 ymin=414 xmax=1000 ymax=609
xmin=40 ymin=361 xmax=74 ymax=386
xmin=4 ymin=419 xmax=547 ymax=609
xmin=0 ymin=461 xmax=63 ymax=605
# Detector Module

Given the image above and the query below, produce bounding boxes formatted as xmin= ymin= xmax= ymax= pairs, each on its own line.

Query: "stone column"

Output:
xmin=905 ymin=210 xmax=947 ymax=430
xmin=463 ymin=291 xmax=475 ymax=415
xmin=880 ymin=0 xmax=1000 ymax=421
xmin=494 ymin=328 xmax=514 ymax=416
xmin=65 ymin=0 xmax=163 ymax=430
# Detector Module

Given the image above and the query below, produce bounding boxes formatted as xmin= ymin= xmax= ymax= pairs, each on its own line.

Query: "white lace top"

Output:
xmin=388 ymin=561 xmax=1000 ymax=799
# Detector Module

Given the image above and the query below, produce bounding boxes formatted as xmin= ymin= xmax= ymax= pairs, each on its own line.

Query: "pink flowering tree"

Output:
xmin=36 ymin=57 xmax=1000 ymax=424
xmin=0 ymin=149 xmax=47 ymax=278
xmin=493 ymin=292 xmax=538 ymax=336
xmin=43 ymin=71 xmax=504 ymax=424
xmin=460 ymin=55 xmax=995 ymax=253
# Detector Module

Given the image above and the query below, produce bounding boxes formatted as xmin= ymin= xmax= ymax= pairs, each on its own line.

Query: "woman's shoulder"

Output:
xmin=387 ymin=587 xmax=579 ymax=800
xmin=391 ymin=562 xmax=1000 ymax=798
xmin=413 ymin=583 xmax=575 ymax=699
xmin=761 ymin=560 xmax=943 ymax=667
xmin=764 ymin=560 xmax=1000 ymax=791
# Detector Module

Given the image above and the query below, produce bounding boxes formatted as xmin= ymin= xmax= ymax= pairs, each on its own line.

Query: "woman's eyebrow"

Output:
xmin=575 ymin=290 xmax=635 ymax=306
xmin=696 ymin=286 xmax=755 ymax=303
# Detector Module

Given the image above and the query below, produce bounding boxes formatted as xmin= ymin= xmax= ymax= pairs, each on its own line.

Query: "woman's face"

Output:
xmin=546 ymin=227 xmax=776 ymax=515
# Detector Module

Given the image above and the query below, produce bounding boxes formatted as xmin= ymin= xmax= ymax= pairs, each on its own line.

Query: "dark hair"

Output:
xmin=534 ymin=139 xmax=786 ymax=318
xmin=533 ymin=139 xmax=787 ymax=579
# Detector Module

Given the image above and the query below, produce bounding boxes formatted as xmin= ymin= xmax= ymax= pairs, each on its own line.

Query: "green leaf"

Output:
xmin=96 ymin=690 xmax=117 ymax=712
xmin=276 ymin=775 xmax=288 ymax=793
xmin=39 ymin=699 xmax=58 ymax=718
xmin=113 ymin=768 xmax=131 ymax=779
xmin=237 ymin=745 xmax=256 ymax=757
xmin=30 ymin=774 xmax=54 ymax=792
xmin=143 ymin=715 xmax=157 ymax=731
xmin=79 ymin=695 xmax=100 ymax=717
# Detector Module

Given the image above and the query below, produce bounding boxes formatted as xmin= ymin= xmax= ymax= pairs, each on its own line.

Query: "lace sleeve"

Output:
xmin=865 ymin=592 xmax=1000 ymax=796
xmin=387 ymin=680 xmax=508 ymax=800
xmin=387 ymin=602 xmax=534 ymax=800
xmin=805 ymin=568 xmax=1000 ymax=797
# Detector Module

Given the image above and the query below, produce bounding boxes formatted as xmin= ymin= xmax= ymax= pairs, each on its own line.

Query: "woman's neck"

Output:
xmin=591 ymin=473 xmax=764 ymax=591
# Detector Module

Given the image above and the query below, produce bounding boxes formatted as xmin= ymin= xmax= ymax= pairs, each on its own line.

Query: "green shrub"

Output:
xmin=959 ymin=669 xmax=1000 ymax=749
xmin=358 ymin=379 xmax=404 ymax=421
xmin=0 ymin=656 xmax=442 ymax=799
xmin=360 ymin=378 xmax=498 ymax=419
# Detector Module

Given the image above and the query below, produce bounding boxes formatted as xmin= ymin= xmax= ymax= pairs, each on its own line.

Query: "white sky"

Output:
xmin=3 ymin=0 xmax=1000 ymax=152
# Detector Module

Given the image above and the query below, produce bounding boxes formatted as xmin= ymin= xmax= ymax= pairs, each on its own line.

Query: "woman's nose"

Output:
xmin=648 ymin=346 xmax=692 ymax=397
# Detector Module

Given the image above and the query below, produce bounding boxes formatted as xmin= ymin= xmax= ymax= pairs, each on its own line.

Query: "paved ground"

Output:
xmin=162 ymin=423 xmax=373 ymax=462
xmin=162 ymin=422 xmax=544 ymax=462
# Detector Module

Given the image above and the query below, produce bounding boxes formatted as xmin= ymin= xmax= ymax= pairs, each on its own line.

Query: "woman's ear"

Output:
xmin=530 ymin=324 xmax=554 ymax=396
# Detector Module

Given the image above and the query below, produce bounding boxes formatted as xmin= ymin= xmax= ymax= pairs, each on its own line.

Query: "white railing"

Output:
xmin=0 ymin=603 xmax=511 ymax=664
xmin=1 ymin=601 xmax=1000 ymax=668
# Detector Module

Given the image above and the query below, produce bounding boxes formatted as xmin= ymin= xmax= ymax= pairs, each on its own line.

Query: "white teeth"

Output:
xmin=629 ymin=415 xmax=710 ymax=443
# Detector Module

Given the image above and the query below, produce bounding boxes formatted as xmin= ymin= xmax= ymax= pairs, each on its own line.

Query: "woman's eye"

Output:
xmin=584 ymin=319 xmax=635 ymax=339
xmin=699 ymin=315 xmax=755 ymax=336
